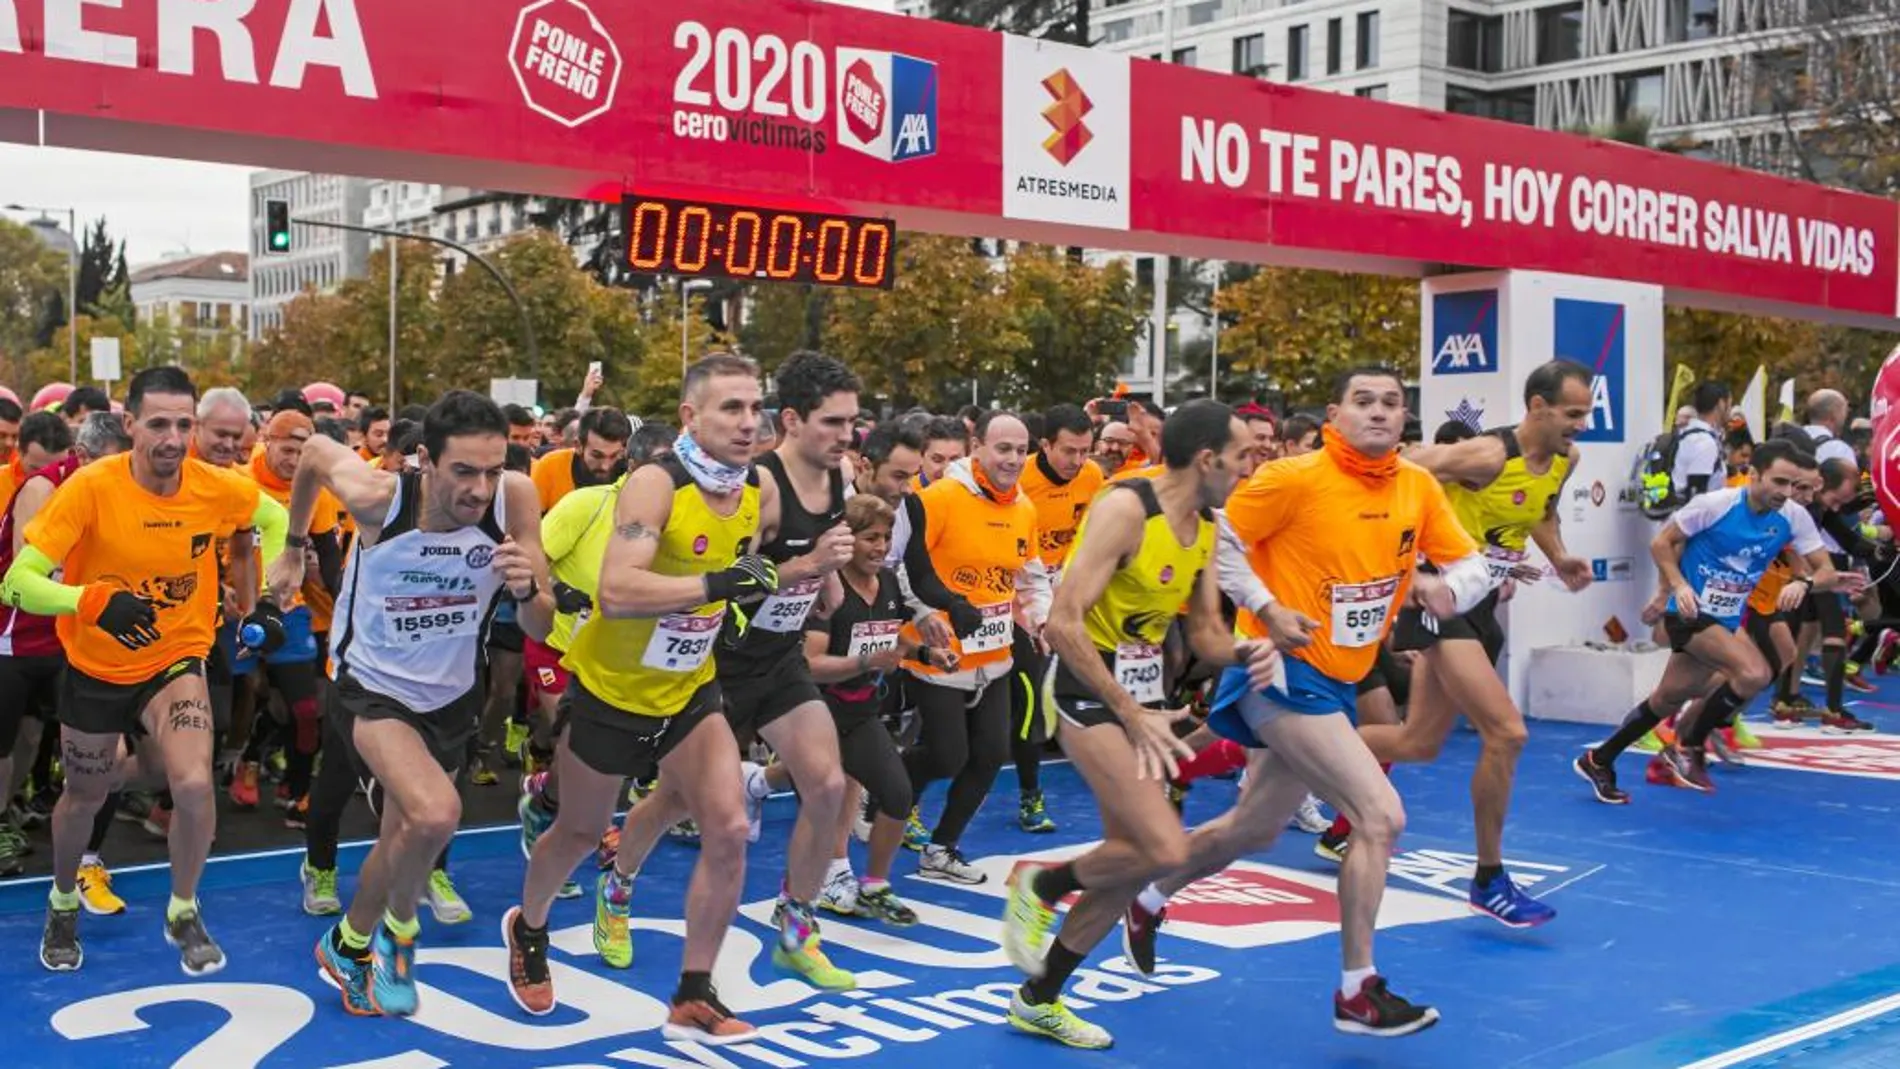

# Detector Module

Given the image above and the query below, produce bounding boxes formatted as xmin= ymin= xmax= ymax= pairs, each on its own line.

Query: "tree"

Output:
xmin=1215 ymin=268 xmax=1419 ymax=407
xmin=738 ymin=283 xmax=828 ymax=371
xmin=76 ymin=218 xmax=127 ymax=317
xmin=615 ymin=287 xmax=726 ymax=420
xmin=824 ymin=235 xmax=1028 ymax=410
xmin=0 ymin=219 xmax=68 ymax=389
xmin=930 ymin=0 xmax=1091 ymax=44
xmin=995 ymin=245 xmax=1146 ymax=411
xmin=28 ymin=314 xmax=141 ymax=392
xmin=251 ymin=242 xmax=441 ymax=403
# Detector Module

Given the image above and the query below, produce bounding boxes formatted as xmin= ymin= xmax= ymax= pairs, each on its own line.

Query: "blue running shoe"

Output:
xmin=519 ymin=773 xmax=555 ymax=859
xmin=1468 ymin=872 xmax=1556 ymax=929
xmin=368 ymin=924 xmax=420 ymax=1016
xmin=314 ymin=929 xmax=375 ymax=1016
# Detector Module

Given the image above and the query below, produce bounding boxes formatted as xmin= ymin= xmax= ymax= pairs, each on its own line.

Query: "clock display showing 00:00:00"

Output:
xmin=624 ymin=198 xmax=895 ymax=288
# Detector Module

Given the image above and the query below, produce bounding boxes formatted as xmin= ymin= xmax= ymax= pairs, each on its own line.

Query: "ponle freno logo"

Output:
xmin=510 ymin=0 xmax=623 ymax=128
xmin=1040 ymin=69 xmax=1093 ymax=165
xmin=1002 ymin=37 xmax=1130 ymax=230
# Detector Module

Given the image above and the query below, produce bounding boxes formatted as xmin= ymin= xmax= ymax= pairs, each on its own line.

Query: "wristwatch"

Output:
xmin=510 ymin=577 xmax=540 ymax=603
xmin=285 ymin=534 xmax=310 ymax=550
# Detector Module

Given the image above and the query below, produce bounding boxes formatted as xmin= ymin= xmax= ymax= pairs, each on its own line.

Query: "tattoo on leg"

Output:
xmin=61 ymin=739 xmax=118 ymax=779
xmin=166 ymin=698 xmax=213 ymax=734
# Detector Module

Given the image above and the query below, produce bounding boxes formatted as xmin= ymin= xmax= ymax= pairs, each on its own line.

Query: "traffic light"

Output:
xmin=265 ymin=199 xmax=290 ymax=254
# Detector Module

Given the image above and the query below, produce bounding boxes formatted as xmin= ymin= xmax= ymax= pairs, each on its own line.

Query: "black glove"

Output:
xmin=239 ymin=600 xmax=288 ymax=655
xmin=945 ymin=596 xmax=983 ymax=640
xmin=704 ymin=555 xmax=779 ymax=604
xmin=552 ymin=580 xmax=593 ymax=615
xmin=96 ymin=591 xmax=160 ymax=651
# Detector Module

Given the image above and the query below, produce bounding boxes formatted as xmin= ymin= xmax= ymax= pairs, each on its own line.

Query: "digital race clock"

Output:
xmin=621 ymin=194 xmax=897 ymax=290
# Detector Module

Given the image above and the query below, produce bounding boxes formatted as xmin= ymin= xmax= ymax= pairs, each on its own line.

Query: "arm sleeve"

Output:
xmin=899 ymin=493 xmax=962 ymax=615
xmin=0 ymin=545 xmax=82 ymax=616
xmin=312 ymin=530 xmax=344 ymax=593
xmin=1215 ymin=510 xmax=1276 ymax=617
xmin=251 ymin=492 xmax=288 ymax=564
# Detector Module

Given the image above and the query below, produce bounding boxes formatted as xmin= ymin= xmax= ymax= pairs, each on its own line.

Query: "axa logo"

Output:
xmin=835 ymin=49 xmax=939 ymax=164
xmin=1040 ymin=68 xmax=1093 ymax=165
xmin=1430 ymin=290 xmax=1498 ymax=377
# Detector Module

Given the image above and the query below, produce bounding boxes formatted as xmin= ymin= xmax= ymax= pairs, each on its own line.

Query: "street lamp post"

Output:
xmin=294 ymin=217 xmax=539 ymax=406
xmin=681 ymin=278 xmax=715 ymax=376
xmin=5 ymin=203 xmax=79 ymax=384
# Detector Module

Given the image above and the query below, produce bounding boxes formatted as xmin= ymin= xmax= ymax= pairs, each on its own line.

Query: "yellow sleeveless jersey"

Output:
xmin=1448 ymin=427 xmax=1569 ymax=581
xmin=562 ymin=460 xmax=760 ymax=717
xmin=539 ymin=476 xmax=624 ymax=654
xmin=1052 ymin=479 xmax=1212 ymax=704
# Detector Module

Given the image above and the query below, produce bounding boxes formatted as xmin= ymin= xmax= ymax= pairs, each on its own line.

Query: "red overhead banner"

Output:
xmin=0 ymin=0 xmax=1893 ymax=324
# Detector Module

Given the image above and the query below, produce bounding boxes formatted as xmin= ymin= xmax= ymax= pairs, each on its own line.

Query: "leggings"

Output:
xmin=305 ymin=712 xmax=452 ymax=873
xmin=835 ymin=710 xmax=912 ymax=822
xmin=1009 ymin=633 xmax=1048 ymax=796
xmin=903 ymin=675 xmax=1009 ymax=848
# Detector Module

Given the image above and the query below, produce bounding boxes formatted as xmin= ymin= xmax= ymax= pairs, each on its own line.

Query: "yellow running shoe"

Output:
xmin=1731 ymin=718 xmax=1763 ymax=750
xmin=76 ymin=862 xmax=125 ymax=916
xmin=1002 ymin=865 xmax=1058 ymax=978
xmin=594 ymin=872 xmax=633 ymax=969
xmin=1008 ymin=990 xmax=1112 ymax=1049
xmin=771 ymin=901 xmax=856 ymax=991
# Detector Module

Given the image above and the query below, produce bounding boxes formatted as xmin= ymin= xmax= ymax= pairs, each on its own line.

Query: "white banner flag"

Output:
xmin=1739 ymin=365 xmax=1766 ymax=442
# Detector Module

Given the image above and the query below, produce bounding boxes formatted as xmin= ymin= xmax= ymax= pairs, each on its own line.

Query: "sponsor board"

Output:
xmin=1001 ymin=37 xmax=1130 ymax=230
xmin=1555 ymin=297 xmax=1628 ymax=444
xmin=1431 ymin=290 xmax=1499 ymax=376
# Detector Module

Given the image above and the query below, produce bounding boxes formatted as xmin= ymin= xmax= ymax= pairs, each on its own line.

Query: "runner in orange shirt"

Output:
xmin=1133 ymin=366 xmax=1491 ymax=1038
xmin=1 ymin=366 xmax=291 ymax=977
xmin=530 ymin=407 xmax=632 ymax=513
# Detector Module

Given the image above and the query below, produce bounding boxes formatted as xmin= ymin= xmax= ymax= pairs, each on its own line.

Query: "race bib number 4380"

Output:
xmin=1330 ymin=576 xmax=1400 ymax=648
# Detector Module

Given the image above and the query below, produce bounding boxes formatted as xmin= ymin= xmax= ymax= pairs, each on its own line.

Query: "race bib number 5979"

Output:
xmin=1330 ymin=576 xmax=1400 ymax=649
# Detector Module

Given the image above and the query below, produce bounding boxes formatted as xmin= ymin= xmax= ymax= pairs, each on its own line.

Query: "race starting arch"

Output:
xmin=2 ymin=0 xmax=1897 ymax=714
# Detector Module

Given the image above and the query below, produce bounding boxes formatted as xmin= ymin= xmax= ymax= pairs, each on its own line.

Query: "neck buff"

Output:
xmin=972 ymin=457 xmax=1020 ymax=505
xmin=1321 ymin=424 xmax=1400 ymax=484
xmin=674 ymin=431 xmax=750 ymax=496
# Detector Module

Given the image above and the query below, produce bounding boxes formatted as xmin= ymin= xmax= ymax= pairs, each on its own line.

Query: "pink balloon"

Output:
xmin=30 ymin=383 xmax=72 ymax=412
xmin=303 ymin=382 xmax=346 ymax=409
xmin=0 ymin=386 xmax=19 ymax=408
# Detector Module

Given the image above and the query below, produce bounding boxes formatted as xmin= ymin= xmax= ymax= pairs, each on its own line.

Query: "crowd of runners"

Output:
xmin=0 ymin=353 xmax=1886 ymax=1048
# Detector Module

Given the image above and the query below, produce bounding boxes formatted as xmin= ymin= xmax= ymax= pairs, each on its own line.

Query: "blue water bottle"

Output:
xmin=240 ymin=621 xmax=267 ymax=649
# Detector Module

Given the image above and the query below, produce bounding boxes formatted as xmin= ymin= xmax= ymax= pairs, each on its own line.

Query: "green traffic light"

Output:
xmin=271 ymin=234 xmax=289 ymax=250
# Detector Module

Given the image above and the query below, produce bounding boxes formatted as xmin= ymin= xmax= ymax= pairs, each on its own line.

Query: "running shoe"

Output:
xmin=141 ymin=802 xmax=172 ymax=840
xmin=470 ymin=760 xmax=500 ymax=787
xmin=39 ymin=906 xmax=81 ymax=972
xmin=165 ymin=909 xmax=226 ymax=977
xmin=1289 ymin=794 xmax=1330 ymax=834
xmin=1572 ymin=750 xmax=1629 ymax=805
xmin=1018 ymin=791 xmax=1057 ymax=834
xmin=229 ymin=761 xmax=260 ymax=810
xmin=426 ymin=869 xmax=472 ymax=925
xmin=1002 ymin=866 xmax=1058 ymax=978
xmin=1730 ymin=718 xmax=1763 ymax=749
xmin=503 ymin=906 xmax=555 ymax=1015
xmin=1707 ymin=729 xmax=1745 ymax=768
xmin=1121 ymin=899 xmax=1165 ymax=976
xmin=1773 ymin=697 xmax=1816 ymax=727
xmin=1468 ymin=872 xmax=1556 ymax=928
xmin=283 ymin=794 xmax=309 ymax=831
xmin=1844 ymin=668 xmax=1877 ymax=695
xmin=742 ymin=762 xmax=768 ymax=844
xmin=668 ymin=818 xmax=700 ymax=842
xmin=1334 ymin=976 xmax=1440 ymax=1037
xmin=919 ymin=843 xmax=986 ymax=884
xmin=1824 ymin=709 xmax=1877 ymax=733
xmin=902 ymin=807 xmax=930 ymax=852
xmin=817 ymin=868 xmax=861 ymax=917
xmin=771 ymin=900 xmax=856 ymax=991
xmin=1877 ymin=629 xmax=1900 ymax=675
xmin=300 ymin=862 xmax=341 ymax=916
xmin=595 ymin=871 xmax=633 ymax=969
xmin=368 ymin=923 xmax=419 ymax=1016
xmin=315 ymin=929 xmax=375 ymax=1015
xmin=1008 ymin=990 xmax=1113 ymax=1050
xmin=0 ymin=834 xmax=31 ymax=878
xmin=851 ymin=789 xmax=874 ymax=844
xmin=557 ymin=879 xmax=584 ymax=900
xmin=1656 ymin=745 xmax=1715 ymax=792
xmin=518 ymin=772 xmax=555 ymax=859
xmin=854 ymin=884 xmax=918 ymax=926
xmin=1315 ymin=827 xmax=1351 ymax=863
xmin=664 ymin=991 xmax=758 ymax=1045
xmin=76 ymin=862 xmax=125 ymax=916
xmin=504 ymin=719 xmax=530 ymax=767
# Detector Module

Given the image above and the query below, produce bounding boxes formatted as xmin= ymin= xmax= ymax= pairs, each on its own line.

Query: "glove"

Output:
xmin=945 ymin=596 xmax=983 ymax=640
xmin=79 ymin=586 xmax=160 ymax=651
xmin=552 ymin=580 xmax=593 ymax=615
xmin=704 ymin=555 xmax=779 ymax=604
xmin=239 ymin=600 xmax=288 ymax=655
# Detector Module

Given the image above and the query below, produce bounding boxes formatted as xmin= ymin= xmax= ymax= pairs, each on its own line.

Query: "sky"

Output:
xmin=0 ymin=144 xmax=253 ymax=268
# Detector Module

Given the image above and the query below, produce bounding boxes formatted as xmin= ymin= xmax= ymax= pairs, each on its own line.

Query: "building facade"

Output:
xmin=247 ymin=170 xmax=373 ymax=339
xmin=129 ymin=252 xmax=250 ymax=352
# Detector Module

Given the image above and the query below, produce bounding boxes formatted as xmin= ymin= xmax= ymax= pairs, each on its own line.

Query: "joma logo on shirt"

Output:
xmin=420 ymin=546 xmax=463 ymax=559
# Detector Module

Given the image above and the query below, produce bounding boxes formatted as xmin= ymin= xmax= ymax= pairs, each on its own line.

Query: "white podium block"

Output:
xmin=1525 ymin=645 xmax=1671 ymax=726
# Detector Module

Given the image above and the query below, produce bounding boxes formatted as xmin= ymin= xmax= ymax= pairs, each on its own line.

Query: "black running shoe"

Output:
xmin=1572 ymin=751 xmax=1629 ymax=805
xmin=1121 ymin=900 xmax=1165 ymax=976
xmin=1334 ymin=976 xmax=1440 ymax=1037
xmin=40 ymin=906 xmax=81 ymax=972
